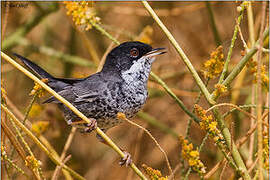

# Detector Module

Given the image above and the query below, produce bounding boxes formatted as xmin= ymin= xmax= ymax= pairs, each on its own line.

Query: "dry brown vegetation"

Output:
xmin=1 ymin=1 xmax=269 ymax=180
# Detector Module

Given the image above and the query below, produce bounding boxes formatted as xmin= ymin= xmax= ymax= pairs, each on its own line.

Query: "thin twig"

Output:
xmin=218 ymin=2 xmax=245 ymax=84
xmin=256 ymin=2 xmax=267 ymax=179
xmin=1 ymin=149 xmax=28 ymax=178
xmin=206 ymin=103 xmax=256 ymax=120
xmin=120 ymin=114 xmax=174 ymax=179
xmin=204 ymin=159 xmax=226 ymax=179
xmin=51 ymin=127 xmax=76 ymax=180
xmin=52 ymin=155 xmax=72 ymax=180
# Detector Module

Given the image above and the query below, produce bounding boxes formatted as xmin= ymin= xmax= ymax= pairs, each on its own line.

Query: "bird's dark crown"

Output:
xmin=101 ymin=41 xmax=153 ymax=73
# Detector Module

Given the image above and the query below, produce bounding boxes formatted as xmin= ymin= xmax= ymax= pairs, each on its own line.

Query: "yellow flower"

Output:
xmin=29 ymin=78 xmax=48 ymax=97
xmin=190 ymin=150 xmax=199 ymax=158
xmin=194 ymin=104 xmax=225 ymax=145
xmin=64 ymin=1 xmax=100 ymax=31
xmin=213 ymin=84 xmax=227 ymax=97
xmin=25 ymin=156 xmax=41 ymax=170
xmin=202 ymin=46 xmax=224 ymax=79
xmin=142 ymin=164 xmax=167 ymax=180
xmin=32 ymin=121 xmax=50 ymax=136
xmin=179 ymin=136 xmax=206 ymax=175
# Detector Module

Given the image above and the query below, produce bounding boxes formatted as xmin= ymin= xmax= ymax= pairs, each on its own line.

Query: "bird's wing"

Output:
xmin=44 ymin=73 xmax=108 ymax=104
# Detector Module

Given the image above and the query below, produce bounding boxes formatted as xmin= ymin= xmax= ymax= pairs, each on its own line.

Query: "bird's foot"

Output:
xmin=80 ymin=118 xmax=97 ymax=133
xmin=119 ymin=151 xmax=132 ymax=167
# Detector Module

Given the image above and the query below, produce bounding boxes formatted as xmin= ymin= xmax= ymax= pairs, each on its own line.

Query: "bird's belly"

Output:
xmin=62 ymin=87 xmax=147 ymax=131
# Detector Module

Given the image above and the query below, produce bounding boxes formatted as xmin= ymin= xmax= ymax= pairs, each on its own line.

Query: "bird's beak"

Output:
xmin=144 ymin=48 xmax=166 ymax=58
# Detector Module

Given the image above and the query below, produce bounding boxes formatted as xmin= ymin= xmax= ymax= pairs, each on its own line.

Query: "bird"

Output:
xmin=14 ymin=41 xmax=166 ymax=166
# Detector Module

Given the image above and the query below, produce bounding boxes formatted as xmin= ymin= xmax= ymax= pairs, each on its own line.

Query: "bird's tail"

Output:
xmin=13 ymin=53 xmax=54 ymax=79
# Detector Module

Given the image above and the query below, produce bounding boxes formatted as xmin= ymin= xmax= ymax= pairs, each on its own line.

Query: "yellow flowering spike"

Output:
xmin=142 ymin=164 xmax=168 ymax=180
xmin=25 ymin=156 xmax=41 ymax=170
xmin=63 ymin=1 xmax=100 ymax=31
xmin=213 ymin=84 xmax=227 ymax=97
xmin=202 ymin=46 xmax=224 ymax=79
xmin=31 ymin=121 xmax=50 ymax=136
xmin=179 ymin=136 xmax=206 ymax=175
xmin=194 ymin=104 xmax=225 ymax=146
xmin=29 ymin=78 xmax=48 ymax=97
xmin=135 ymin=25 xmax=154 ymax=44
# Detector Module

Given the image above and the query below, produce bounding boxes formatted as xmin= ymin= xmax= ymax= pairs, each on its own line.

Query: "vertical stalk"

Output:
xmin=256 ymin=2 xmax=266 ymax=180
xmin=246 ymin=1 xmax=256 ymax=167
xmin=218 ymin=3 xmax=245 ymax=84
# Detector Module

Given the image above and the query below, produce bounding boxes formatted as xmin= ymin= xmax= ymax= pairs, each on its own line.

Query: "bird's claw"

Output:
xmin=119 ymin=151 xmax=132 ymax=167
xmin=80 ymin=119 xmax=97 ymax=133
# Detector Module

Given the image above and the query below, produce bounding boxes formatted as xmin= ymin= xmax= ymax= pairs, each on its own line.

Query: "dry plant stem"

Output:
xmin=8 ymin=109 xmax=44 ymax=180
xmin=52 ymin=155 xmax=72 ymax=180
xmin=9 ymin=93 xmax=38 ymax=159
xmin=123 ymin=116 xmax=174 ymax=179
xmin=1 ymin=121 xmax=26 ymax=160
xmin=2 ymin=114 xmax=41 ymax=180
xmin=1 ymin=52 xmax=147 ymax=180
xmin=4 ymin=95 xmax=73 ymax=180
xmin=218 ymin=2 xmax=245 ymax=84
xmin=1 ymin=150 xmax=28 ymax=178
xmin=256 ymin=2 xmax=266 ymax=179
xmin=238 ymin=23 xmax=249 ymax=51
xmin=206 ymin=103 xmax=256 ymax=120
xmin=1 ymin=104 xmax=86 ymax=180
xmin=142 ymin=1 xmax=214 ymax=105
xmin=51 ymin=127 xmax=76 ymax=180
xmin=204 ymin=159 xmax=225 ymax=179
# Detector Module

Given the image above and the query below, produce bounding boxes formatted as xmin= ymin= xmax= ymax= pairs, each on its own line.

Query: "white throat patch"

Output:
xmin=121 ymin=56 xmax=155 ymax=84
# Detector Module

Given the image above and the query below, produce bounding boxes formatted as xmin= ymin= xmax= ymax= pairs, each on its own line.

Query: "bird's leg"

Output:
xmin=96 ymin=133 xmax=133 ymax=167
xmin=68 ymin=118 xmax=97 ymax=133
xmin=81 ymin=118 xmax=97 ymax=133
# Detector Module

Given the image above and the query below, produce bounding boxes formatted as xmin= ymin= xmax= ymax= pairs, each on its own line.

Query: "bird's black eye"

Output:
xmin=130 ymin=48 xmax=139 ymax=58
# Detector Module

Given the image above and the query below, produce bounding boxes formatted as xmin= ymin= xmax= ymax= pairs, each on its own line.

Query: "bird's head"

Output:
xmin=102 ymin=41 xmax=166 ymax=80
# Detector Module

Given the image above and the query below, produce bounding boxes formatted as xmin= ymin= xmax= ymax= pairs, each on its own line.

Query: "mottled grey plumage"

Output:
xmin=14 ymin=41 xmax=165 ymax=132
